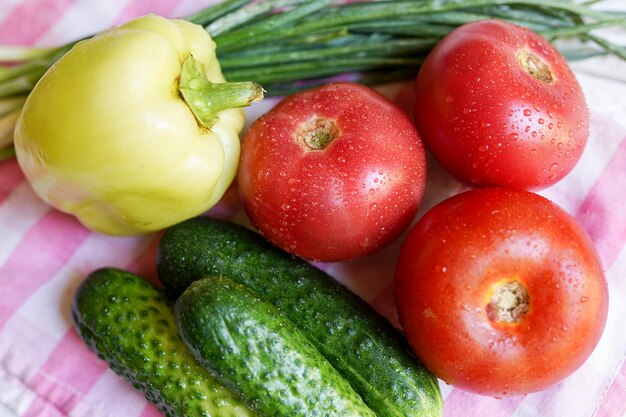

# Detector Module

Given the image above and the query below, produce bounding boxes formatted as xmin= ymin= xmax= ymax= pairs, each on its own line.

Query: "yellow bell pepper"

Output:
xmin=14 ymin=15 xmax=262 ymax=235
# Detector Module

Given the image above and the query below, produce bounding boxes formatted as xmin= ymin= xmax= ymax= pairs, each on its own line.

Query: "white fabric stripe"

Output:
xmin=170 ymin=0 xmax=217 ymax=19
xmin=36 ymin=0 xmax=133 ymax=46
xmin=74 ymin=371 xmax=148 ymax=417
xmin=0 ymin=183 xmax=49 ymax=267
xmin=0 ymin=365 xmax=37 ymax=417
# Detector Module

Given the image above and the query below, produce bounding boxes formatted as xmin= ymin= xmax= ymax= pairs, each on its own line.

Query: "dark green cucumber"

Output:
xmin=71 ymin=268 xmax=257 ymax=417
xmin=157 ymin=217 xmax=443 ymax=417
xmin=175 ymin=276 xmax=377 ymax=417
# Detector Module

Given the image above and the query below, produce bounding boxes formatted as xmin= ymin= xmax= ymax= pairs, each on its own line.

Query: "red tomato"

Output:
xmin=238 ymin=82 xmax=427 ymax=262
xmin=394 ymin=189 xmax=608 ymax=397
xmin=414 ymin=20 xmax=589 ymax=190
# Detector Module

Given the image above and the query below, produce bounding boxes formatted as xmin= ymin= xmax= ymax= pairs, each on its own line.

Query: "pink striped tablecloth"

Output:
xmin=1 ymin=1 xmax=625 ymax=416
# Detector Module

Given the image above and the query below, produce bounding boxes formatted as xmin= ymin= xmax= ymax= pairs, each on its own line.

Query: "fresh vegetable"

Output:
xmin=157 ymin=216 xmax=443 ymax=417
xmin=394 ymin=188 xmax=609 ymax=397
xmin=238 ymin=82 xmax=426 ymax=262
xmin=14 ymin=15 xmax=262 ymax=235
xmin=71 ymin=267 xmax=257 ymax=417
xmin=1 ymin=1 xmax=625 ymax=157
xmin=414 ymin=20 xmax=589 ymax=190
xmin=175 ymin=276 xmax=377 ymax=417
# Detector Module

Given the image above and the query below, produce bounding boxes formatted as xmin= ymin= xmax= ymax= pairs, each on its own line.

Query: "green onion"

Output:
xmin=206 ymin=0 xmax=308 ymax=36
xmin=0 ymin=0 xmax=624 ymax=157
xmin=0 ymin=146 xmax=15 ymax=162
xmin=219 ymin=37 xmax=436 ymax=69
xmin=225 ymin=56 xmax=423 ymax=84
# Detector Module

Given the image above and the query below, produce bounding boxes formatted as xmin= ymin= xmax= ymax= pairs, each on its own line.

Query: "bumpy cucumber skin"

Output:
xmin=175 ymin=276 xmax=377 ymax=417
xmin=157 ymin=217 xmax=443 ymax=417
xmin=71 ymin=268 xmax=257 ymax=417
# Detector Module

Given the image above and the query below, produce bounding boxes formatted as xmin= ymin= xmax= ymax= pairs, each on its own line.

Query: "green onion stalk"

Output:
xmin=1 ymin=0 xmax=625 ymax=161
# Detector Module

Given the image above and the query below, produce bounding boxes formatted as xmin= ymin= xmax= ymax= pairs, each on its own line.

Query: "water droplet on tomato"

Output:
xmin=523 ymin=109 xmax=532 ymax=116
xmin=478 ymin=144 xmax=489 ymax=152
xmin=548 ymin=123 xmax=554 ymax=129
xmin=538 ymin=118 xmax=545 ymax=124
xmin=509 ymin=133 xmax=518 ymax=141
xmin=580 ymin=296 xmax=588 ymax=303
xmin=463 ymin=108 xmax=471 ymax=115
xmin=507 ymin=109 xmax=514 ymax=116
xmin=550 ymin=163 xmax=557 ymax=172
xmin=445 ymin=94 xmax=454 ymax=103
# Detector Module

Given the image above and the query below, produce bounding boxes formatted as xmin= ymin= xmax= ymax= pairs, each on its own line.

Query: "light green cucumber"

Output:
xmin=71 ymin=267 xmax=256 ymax=417
xmin=157 ymin=217 xmax=443 ymax=417
xmin=175 ymin=275 xmax=377 ymax=417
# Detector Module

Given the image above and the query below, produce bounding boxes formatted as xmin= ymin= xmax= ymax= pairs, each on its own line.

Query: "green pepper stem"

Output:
xmin=179 ymin=55 xmax=263 ymax=129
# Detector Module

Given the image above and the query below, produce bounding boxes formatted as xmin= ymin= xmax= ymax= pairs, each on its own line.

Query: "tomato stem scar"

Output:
xmin=516 ymin=49 xmax=553 ymax=83
xmin=296 ymin=118 xmax=339 ymax=151
xmin=486 ymin=280 xmax=530 ymax=324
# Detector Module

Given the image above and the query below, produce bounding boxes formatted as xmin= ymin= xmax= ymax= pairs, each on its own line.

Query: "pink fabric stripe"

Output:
xmin=594 ymin=357 xmax=626 ymax=417
xmin=22 ymin=398 xmax=65 ymax=417
xmin=443 ymin=389 xmax=524 ymax=417
xmin=0 ymin=160 xmax=24 ymax=204
xmin=113 ymin=0 xmax=185 ymax=25
xmin=139 ymin=403 xmax=163 ymax=417
xmin=0 ymin=0 xmax=74 ymax=45
xmin=23 ymin=330 xmax=109 ymax=417
xmin=0 ymin=209 xmax=91 ymax=329
xmin=126 ymin=232 xmax=161 ymax=286
xmin=576 ymin=136 xmax=626 ymax=269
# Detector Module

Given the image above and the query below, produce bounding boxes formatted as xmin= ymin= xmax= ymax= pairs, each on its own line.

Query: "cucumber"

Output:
xmin=175 ymin=276 xmax=377 ymax=417
xmin=71 ymin=267 xmax=257 ymax=417
xmin=157 ymin=217 xmax=443 ymax=417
